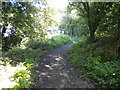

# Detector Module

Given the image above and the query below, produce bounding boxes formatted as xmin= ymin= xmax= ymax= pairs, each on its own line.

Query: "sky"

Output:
xmin=47 ymin=0 xmax=69 ymax=29
xmin=33 ymin=0 xmax=69 ymax=25
xmin=48 ymin=0 xmax=68 ymax=10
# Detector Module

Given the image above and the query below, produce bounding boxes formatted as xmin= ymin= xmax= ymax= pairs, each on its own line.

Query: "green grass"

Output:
xmin=71 ymin=36 xmax=85 ymax=42
xmin=67 ymin=37 xmax=120 ymax=88
xmin=27 ymin=34 xmax=72 ymax=51
xmin=1 ymin=34 xmax=74 ymax=88
xmin=27 ymin=35 xmax=83 ymax=51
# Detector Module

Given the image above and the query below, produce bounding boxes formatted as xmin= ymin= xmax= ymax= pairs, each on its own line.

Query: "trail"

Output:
xmin=34 ymin=43 xmax=94 ymax=88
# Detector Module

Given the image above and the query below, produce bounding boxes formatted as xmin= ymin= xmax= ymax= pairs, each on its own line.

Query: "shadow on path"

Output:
xmin=34 ymin=43 xmax=94 ymax=88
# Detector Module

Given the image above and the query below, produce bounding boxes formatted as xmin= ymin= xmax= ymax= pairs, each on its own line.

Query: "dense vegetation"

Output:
xmin=1 ymin=1 xmax=72 ymax=88
xmin=1 ymin=34 xmax=72 ymax=88
xmin=67 ymin=38 xmax=120 ymax=87
xmin=1 ymin=1 xmax=120 ymax=88
xmin=1 ymin=1 xmax=57 ymax=51
xmin=60 ymin=2 xmax=120 ymax=41
xmin=64 ymin=2 xmax=120 ymax=88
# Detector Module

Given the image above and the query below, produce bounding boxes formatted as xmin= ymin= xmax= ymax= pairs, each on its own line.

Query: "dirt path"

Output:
xmin=34 ymin=43 xmax=94 ymax=88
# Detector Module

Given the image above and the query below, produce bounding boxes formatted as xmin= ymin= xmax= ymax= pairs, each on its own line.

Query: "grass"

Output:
xmin=67 ymin=37 xmax=120 ymax=88
xmin=27 ymin=34 xmax=72 ymax=51
xmin=1 ymin=34 xmax=74 ymax=88
xmin=26 ymin=35 xmax=83 ymax=52
xmin=71 ymin=36 xmax=85 ymax=42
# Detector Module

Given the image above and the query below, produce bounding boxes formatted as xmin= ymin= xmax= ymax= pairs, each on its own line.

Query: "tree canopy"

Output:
xmin=60 ymin=2 xmax=120 ymax=42
xmin=1 ymin=1 xmax=57 ymax=51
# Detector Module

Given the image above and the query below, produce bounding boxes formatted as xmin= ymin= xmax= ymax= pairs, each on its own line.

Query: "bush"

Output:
xmin=51 ymin=34 xmax=72 ymax=46
xmin=1 ymin=47 xmax=41 ymax=88
xmin=67 ymin=38 xmax=120 ymax=88
xmin=91 ymin=61 xmax=120 ymax=87
xmin=28 ymin=41 xmax=41 ymax=49
xmin=12 ymin=69 xmax=31 ymax=88
xmin=1 ymin=34 xmax=73 ymax=88
xmin=27 ymin=35 xmax=72 ymax=51
xmin=71 ymin=36 xmax=85 ymax=42
xmin=4 ymin=48 xmax=41 ymax=66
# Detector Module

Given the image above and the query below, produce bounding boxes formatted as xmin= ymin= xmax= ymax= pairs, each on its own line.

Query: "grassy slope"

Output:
xmin=67 ymin=37 xmax=120 ymax=88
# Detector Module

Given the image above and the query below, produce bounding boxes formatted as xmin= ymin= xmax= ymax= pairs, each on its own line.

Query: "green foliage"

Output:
xmin=91 ymin=61 xmax=120 ymax=87
xmin=1 ymin=34 xmax=73 ymax=88
xmin=1 ymin=57 xmax=12 ymax=66
xmin=12 ymin=69 xmax=31 ymax=88
xmin=5 ymin=48 xmax=41 ymax=67
xmin=71 ymin=36 xmax=85 ymax=42
xmin=2 ymin=34 xmax=22 ymax=51
xmin=66 ymin=2 xmax=120 ymax=41
xmin=28 ymin=41 xmax=41 ymax=49
xmin=2 ymin=1 xmax=57 ymax=51
xmin=59 ymin=13 xmax=88 ymax=36
xmin=51 ymin=35 xmax=72 ymax=46
xmin=1 ymin=46 xmax=41 ymax=88
xmin=27 ymin=35 xmax=72 ymax=51
xmin=67 ymin=38 xmax=120 ymax=88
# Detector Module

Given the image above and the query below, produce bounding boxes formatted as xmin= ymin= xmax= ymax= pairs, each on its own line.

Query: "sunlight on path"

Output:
xmin=34 ymin=43 xmax=94 ymax=88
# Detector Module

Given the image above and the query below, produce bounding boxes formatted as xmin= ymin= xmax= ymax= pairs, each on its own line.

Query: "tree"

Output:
xmin=1 ymin=1 xmax=56 ymax=50
xmin=59 ymin=10 xmax=88 ymax=36
xmin=68 ymin=2 xmax=112 ymax=42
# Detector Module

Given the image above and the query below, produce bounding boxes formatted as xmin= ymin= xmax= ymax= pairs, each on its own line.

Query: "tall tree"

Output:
xmin=68 ymin=2 xmax=111 ymax=42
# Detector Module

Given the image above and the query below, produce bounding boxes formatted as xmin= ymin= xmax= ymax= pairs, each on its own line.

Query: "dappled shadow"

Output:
xmin=34 ymin=43 xmax=94 ymax=88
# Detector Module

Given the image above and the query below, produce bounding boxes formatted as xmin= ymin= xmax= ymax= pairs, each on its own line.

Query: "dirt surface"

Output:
xmin=34 ymin=43 xmax=95 ymax=88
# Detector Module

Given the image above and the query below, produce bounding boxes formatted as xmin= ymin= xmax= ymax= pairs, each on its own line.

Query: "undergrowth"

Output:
xmin=1 ymin=34 xmax=73 ymax=88
xmin=1 ymin=48 xmax=41 ymax=88
xmin=27 ymin=34 xmax=72 ymax=51
xmin=67 ymin=37 xmax=120 ymax=88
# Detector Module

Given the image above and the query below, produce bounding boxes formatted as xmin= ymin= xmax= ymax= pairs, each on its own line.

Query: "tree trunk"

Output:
xmin=89 ymin=30 xmax=95 ymax=42
xmin=88 ymin=20 xmax=96 ymax=42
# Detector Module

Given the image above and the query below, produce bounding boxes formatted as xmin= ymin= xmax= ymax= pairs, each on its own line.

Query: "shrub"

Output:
xmin=28 ymin=41 xmax=41 ymax=49
xmin=67 ymin=38 xmax=120 ymax=88
xmin=1 ymin=34 xmax=73 ymax=88
xmin=1 ymin=47 xmax=41 ymax=88
xmin=27 ymin=35 xmax=72 ymax=51
xmin=71 ymin=36 xmax=85 ymax=41
xmin=12 ymin=69 xmax=31 ymax=88
xmin=91 ymin=61 xmax=120 ymax=87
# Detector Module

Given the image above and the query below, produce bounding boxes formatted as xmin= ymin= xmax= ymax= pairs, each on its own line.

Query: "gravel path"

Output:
xmin=34 ymin=43 xmax=94 ymax=88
